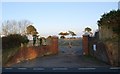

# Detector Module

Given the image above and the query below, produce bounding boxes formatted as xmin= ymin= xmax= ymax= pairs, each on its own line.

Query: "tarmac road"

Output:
xmin=11 ymin=45 xmax=110 ymax=67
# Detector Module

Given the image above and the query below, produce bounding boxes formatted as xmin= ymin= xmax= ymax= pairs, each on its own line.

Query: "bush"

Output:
xmin=21 ymin=35 xmax=29 ymax=44
xmin=2 ymin=34 xmax=29 ymax=50
xmin=60 ymin=36 xmax=65 ymax=39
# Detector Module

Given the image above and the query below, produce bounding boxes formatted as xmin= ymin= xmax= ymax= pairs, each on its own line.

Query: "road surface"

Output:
xmin=11 ymin=45 xmax=110 ymax=67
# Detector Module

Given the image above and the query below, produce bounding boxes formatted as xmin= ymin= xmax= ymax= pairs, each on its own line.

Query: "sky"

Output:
xmin=1 ymin=1 xmax=119 ymax=37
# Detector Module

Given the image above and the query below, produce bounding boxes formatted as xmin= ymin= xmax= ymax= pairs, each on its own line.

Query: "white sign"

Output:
xmin=93 ymin=44 xmax=96 ymax=51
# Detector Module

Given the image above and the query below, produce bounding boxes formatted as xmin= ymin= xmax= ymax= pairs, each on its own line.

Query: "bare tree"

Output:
xmin=2 ymin=20 xmax=32 ymax=36
xmin=18 ymin=20 xmax=32 ymax=35
xmin=2 ymin=20 xmax=10 ymax=35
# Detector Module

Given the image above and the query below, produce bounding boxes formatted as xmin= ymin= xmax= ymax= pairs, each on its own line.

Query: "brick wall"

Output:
xmin=87 ymin=31 xmax=119 ymax=66
xmin=88 ymin=32 xmax=109 ymax=64
xmin=5 ymin=36 xmax=59 ymax=67
xmin=82 ymin=32 xmax=110 ymax=64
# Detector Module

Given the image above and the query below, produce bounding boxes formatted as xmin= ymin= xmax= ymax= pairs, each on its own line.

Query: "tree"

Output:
xmin=2 ymin=20 xmax=32 ymax=36
xmin=68 ymin=31 xmax=76 ymax=38
xmin=26 ymin=25 xmax=38 ymax=35
xmin=84 ymin=27 xmax=93 ymax=36
xmin=18 ymin=20 xmax=32 ymax=35
xmin=59 ymin=32 xmax=69 ymax=39
xmin=85 ymin=27 xmax=92 ymax=32
xmin=97 ymin=9 xmax=120 ymax=35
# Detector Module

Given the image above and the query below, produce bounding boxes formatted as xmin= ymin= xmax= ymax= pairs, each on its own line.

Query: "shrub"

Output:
xmin=60 ymin=36 xmax=65 ymax=39
xmin=2 ymin=34 xmax=29 ymax=50
xmin=21 ymin=35 xmax=29 ymax=44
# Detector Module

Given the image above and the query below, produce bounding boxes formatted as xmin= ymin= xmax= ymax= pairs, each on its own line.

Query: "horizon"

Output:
xmin=1 ymin=2 xmax=118 ymax=37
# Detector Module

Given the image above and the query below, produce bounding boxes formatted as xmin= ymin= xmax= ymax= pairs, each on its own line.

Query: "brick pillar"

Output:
xmin=82 ymin=35 xmax=89 ymax=55
xmin=50 ymin=36 xmax=59 ymax=54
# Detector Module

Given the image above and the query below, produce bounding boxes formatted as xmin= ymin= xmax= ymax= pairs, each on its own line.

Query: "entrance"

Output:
xmin=59 ymin=38 xmax=83 ymax=56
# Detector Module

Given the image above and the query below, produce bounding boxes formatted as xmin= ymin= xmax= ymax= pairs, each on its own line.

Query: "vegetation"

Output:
xmin=59 ymin=31 xmax=77 ymax=39
xmin=97 ymin=9 xmax=120 ymax=35
xmin=60 ymin=36 xmax=65 ymax=39
xmin=1 ymin=20 xmax=32 ymax=66
xmin=26 ymin=25 xmax=38 ymax=35
xmin=2 ymin=20 xmax=32 ymax=35
xmin=85 ymin=27 xmax=92 ymax=32
xmin=97 ymin=9 xmax=120 ymax=66
xmin=59 ymin=32 xmax=69 ymax=39
xmin=2 ymin=34 xmax=29 ymax=50
xmin=2 ymin=34 xmax=29 ymax=65
xmin=68 ymin=31 xmax=76 ymax=38
xmin=84 ymin=27 xmax=93 ymax=36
